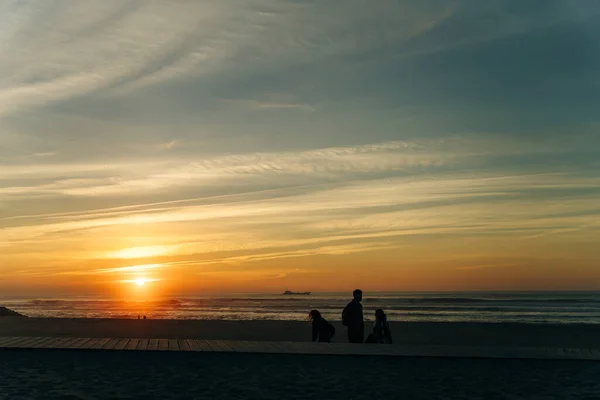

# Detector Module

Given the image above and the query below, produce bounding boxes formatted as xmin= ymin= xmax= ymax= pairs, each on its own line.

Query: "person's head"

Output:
xmin=353 ymin=289 xmax=363 ymax=302
xmin=375 ymin=308 xmax=387 ymax=323
xmin=309 ymin=309 xmax=322 ymax=322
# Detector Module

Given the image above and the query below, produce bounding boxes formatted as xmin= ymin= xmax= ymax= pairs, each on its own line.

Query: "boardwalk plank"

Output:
xmin=233 ymin=341 xmax=261 ymax=353
xmin=569 ymin=348 xmax=586 ymax=359
xmin=563 ymin=348 xmax=579 ymax=359
xmin=75 ymin=338 xmax=95 ymax=349
xmin=581 ymin=348 xmax=594 ymax=358
xmin=59 ymin=338 xmax=81 ymax=349
xmin=65 ymin=338 xmax=92 ymax=349
xmin=19 ymin=337 xmax=45 ymax=348
xmin=195 ymin=340 xmax=214 ymax=352
xmin=60 ymin=337 xmax=83 ymax=349
xmin=136 ymin=339 xmax=149 ymax=351
xmin=254 ymin=341 xmax=280 ymax=353
xmin=0 ymin=337 xmax=16 ymax=347
xmin=125 ymin=339 xmax=140 ymax=350
xmin=2 ymin=337 xmax=33 ymax=347
xmin=226 ymin=341 xmax=253 ymax=352
xmin=542 ymin=348 xmax=555 ymax=358
xmin=80 ymin=338 xmax=102 ymax=350
xmin=259 ymin=341 xmax=285 ymax=353
xmin=264 ymin=341 xmax=285 ymax=353
xmin=1 ymin=335 xmax=598 ymax=362
xmin=44 ymin=337 xmax=73 ymax=349
xmin=178 ymin=339 xmax=191 ymax=351
xmin=187 ymin=339 xmax=202 ymax=351
xmin=215 ymin=340 xmax=234 ymax=352
xmin=204 ymin=340 xmax=222 ymax=352
xmin=90 ymin=338 xmax=111 ymax=349
xmin=148 ymin=339 xmax=159 ymax=351
xmin=276 ymin=341 xmax=303 ymax=354
xmin=287 ymin=342 xmax=319 ymax=354
xmin=102 ymin=338 xmax=122 ymax=350
xmin=9 ymin=337 xmax=39 ymax=348
xmin=283 ymin=342 xmax=311 ymax=354
xmin=50 ymin=337 xmax=73 ymax=349
xmin=113 ymin=339 xmax=130 ymax=350
xmin=26 ymin=337 xmax=55 ymax=348
xmin=158 ymin=339 xmax=169 ymax=351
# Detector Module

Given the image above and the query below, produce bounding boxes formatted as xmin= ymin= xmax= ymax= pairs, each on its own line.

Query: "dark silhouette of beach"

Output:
xmin=0 ymin=307 xmax=26 ymax=317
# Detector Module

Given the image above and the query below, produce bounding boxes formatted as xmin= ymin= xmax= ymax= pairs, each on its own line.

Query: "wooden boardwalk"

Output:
xmin=0 ymin=336 xmax=599 ymax=361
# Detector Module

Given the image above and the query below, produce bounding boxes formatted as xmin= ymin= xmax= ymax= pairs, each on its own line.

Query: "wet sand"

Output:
xmin=2 ymin=318 xmax=600 ymax=347
xmin=1 ymin=349 xmax=599 ymax=400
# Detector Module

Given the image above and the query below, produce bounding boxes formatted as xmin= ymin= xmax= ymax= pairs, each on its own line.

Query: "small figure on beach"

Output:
xmin=143 ymin=315 xmax=147 ymax=320
xmin=365 ymin=309 xmax=393 ymax=344
xmin=309 ymin=310 xmax=336 ymax=343
xmin=342 ymin=289 xmax=364 ymax=343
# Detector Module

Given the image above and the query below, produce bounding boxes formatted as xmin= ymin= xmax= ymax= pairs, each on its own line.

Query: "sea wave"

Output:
xmin=3 ymin=292 xmax=599 ymax=324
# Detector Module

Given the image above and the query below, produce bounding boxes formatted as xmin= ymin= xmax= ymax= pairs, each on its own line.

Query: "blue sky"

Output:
xmin=1 ymin=0 xmax=599 ymax=293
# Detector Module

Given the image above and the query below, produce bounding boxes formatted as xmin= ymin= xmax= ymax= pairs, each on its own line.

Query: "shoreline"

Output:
xmin=2 ymin=318 xmax=600 ymax=348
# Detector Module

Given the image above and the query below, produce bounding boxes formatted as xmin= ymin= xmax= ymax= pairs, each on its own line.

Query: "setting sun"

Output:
xmin=135 ymin=279 xmax=146 ymax=286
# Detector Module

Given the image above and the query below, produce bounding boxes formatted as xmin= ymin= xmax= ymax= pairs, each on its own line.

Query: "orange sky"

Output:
xmin=1 ymin=2 xmax=600 ymax=297
xmin=1 ymin=231 xmax=599 ymax=297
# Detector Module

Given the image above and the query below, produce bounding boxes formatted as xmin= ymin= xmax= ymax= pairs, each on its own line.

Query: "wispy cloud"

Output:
xmin=95 ymin=264 xmax=164 ymax=274
xmin=33 ymin=152 xmax=56 ymax=157
xmin=1 ymin=1 xmax=599 ymax=291
xmin=0 ymin=138 xmax=454 ymax=197
xmin=0 ymin=134 xmax=580 ymax=199
xmin=191 ymin=242 xmax=398 ymax=266
xmin=2 ymin=165 xmax=598 ymax=267
xmin=59 ymin=264 xmax=164 ymax=276
xmin=455 ymin=263 xmax=518 ymax=271
xmin=222 ymin=98 xmax=315 ymax=112
xmin=0 ymin=1 xmax=459 ymax=117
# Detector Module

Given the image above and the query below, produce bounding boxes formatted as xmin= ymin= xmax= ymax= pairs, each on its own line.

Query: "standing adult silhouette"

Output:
xmin=342 ymin=289 xmax=364 ymax=343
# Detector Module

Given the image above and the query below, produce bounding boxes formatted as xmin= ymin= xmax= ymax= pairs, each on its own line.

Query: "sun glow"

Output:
xmin=99 ymin=264 xmax=163 ymax=274
xmin=119 ymin=278 xmax=159 ymax=286
xmin=106 ymin=245 xmax=174 ymax=259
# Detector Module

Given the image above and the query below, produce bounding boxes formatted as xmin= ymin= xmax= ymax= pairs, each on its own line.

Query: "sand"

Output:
xmin=2 ymin=319 xmax=600 ymax=399
xmin=1 ymin=349 xmax=599 ymax=400
xmin=2 ymin=318 xmax=600 ymax=347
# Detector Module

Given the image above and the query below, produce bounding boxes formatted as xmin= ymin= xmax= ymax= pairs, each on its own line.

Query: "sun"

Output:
xmin=135 ymin=278 xmax=146 ymax=286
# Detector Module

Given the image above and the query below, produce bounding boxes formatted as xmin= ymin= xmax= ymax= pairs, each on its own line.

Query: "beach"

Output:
xmin=2 ymin=318 xmax=600 ymax=348
xmin=2 ymin=349 xmax=600 ymax=400
xmin=2 ymin=318 xmax=600 ymax=399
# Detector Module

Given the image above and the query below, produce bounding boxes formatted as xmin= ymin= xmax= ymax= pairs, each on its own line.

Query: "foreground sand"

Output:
xmin=2 ymin=318 xmax=600 ymax=347
xmin=1 ymin=349 xmax=599 ymax=400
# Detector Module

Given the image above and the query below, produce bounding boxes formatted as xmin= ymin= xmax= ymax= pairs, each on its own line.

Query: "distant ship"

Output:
xmin=283 ymin=290 xmax=311 ymax=295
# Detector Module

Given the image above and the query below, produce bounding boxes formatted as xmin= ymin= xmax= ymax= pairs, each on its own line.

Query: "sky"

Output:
xmin=1 ymin=0 xmax=599 ymax=297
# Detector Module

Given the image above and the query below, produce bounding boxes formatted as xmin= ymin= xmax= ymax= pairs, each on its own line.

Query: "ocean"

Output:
xmin=2 ymin=292 xmax=600 ymax=324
